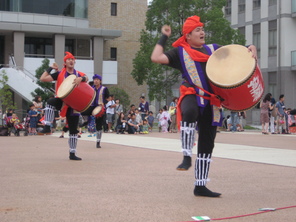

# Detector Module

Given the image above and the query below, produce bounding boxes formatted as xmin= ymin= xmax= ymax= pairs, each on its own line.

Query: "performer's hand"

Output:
xmin=73 ymin=77 xmax=83 ymax=86
xmin=248 ymin=45 xmax=257 ymax=60
xmin=52 ymin=62 xmax=59 ymax=70
xmin=161 ymin=25 xmax=171 ymax=37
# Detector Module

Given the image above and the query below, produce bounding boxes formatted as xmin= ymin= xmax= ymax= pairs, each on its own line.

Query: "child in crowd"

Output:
xmin=116 ymin=112 xmax=127 ymax=134
xmin=134 ymin=108 xmax=143 ymax=133
xmin=146 ymin=111 xmax=154 ymax=132
xmin=10 ymin=113 xmax=21 ymax=136
xmin=28 ymin=104 xmax=38 ymax=135
xmin=59 ymin=122 xmax=69 ymax=138
xmin=159 ymin=105 xmax=170 ymax=133
xmin=128 ymin=113 xmax=140 ymax=134
xmin=87 ymin=115 xmax=96 ymax=137
xmin=156 ymin=109 xmax=163 ymax=132
xmin=142 ymin=119 xmax=149 ymax=134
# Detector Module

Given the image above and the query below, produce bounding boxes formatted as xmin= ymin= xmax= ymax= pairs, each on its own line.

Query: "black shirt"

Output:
xmin=164 ymin=46 xmax=213 ymax=74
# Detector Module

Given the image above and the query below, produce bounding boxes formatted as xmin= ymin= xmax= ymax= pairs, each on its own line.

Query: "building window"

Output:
xmin=111 ymin=2 xmax=117 ymax=16
xmin=253 ymin=24 xmax=261 ymax=58
xmin=268 ymin=20 xmax=277 ymax=56
xmin=238 ymin=27 xmax=245 ymax=38
xmin=253 ymin=0 xmax=261 ymax=9
xmin=110 ymin=47 xmax=117 ymax=60
xmin=225 ymin=0 xmax=231 ymax=16
xmin=0 ymin=0 xmax=88 ymax=18
xmin=269 ymin=0 xmax=277 ymax=5
xmin=65 ymin=38 xmax=91 ymax=59
xmin=238 ymin=0 xmax=245 ymax=13
xmin=24 ymin=37 xmax=53 ymax=58
xmin=268 ymin=72 xmax=277 ymax=97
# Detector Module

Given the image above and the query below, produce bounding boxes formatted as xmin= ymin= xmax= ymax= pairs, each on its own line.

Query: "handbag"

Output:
xmin=271 ymin=105 xmax=277 ymax=118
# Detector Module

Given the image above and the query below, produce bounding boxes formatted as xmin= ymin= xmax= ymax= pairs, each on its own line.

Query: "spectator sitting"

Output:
xmin=127 ymin=113 xmax=140 ymax=134
xmin=116 ymin=112 xmax=127 ymax=134
xmin=10 ymin=113 xmax=21 ymax=136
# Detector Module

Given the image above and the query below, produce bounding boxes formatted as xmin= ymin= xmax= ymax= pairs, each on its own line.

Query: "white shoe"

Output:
xmin=109 ymin=130 xmax=113 ymax=133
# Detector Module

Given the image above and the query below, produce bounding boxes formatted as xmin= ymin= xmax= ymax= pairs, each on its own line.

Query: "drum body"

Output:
xmin=206 ymin=44 xmax=264 ymax=111
xmin=92 ymin=105 xmax=106 ymax=118
xmin=57 ymin=75 xmax=95 ymax=112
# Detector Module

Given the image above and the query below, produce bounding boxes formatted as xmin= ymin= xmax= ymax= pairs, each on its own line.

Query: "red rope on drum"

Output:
xmin=181 ymin=205 xmax=296 ymax=221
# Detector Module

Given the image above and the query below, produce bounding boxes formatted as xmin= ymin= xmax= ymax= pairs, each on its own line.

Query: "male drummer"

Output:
xmin=151 ymin=15 xmax=257 ymax=197
xmin=38 ymin=51 xmax=88 ymax=161
xmin=81 ymin=74 xmax=110 ymax=148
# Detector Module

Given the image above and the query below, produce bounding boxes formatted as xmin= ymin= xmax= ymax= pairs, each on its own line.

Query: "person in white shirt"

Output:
xmin=106 ymin=95 xmax=116 ymax=132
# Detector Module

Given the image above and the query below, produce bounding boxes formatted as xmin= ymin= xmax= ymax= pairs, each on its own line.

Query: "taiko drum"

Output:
xmin=206 ymin=44 xmax=264 ymax=111
xmin=57 ymin=75 xmax=95 ymax=112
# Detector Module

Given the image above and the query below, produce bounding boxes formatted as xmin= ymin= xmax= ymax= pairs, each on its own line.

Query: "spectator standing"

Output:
xmin=106 ymin=95 xmax=116 ymax=132
xmin=28 ymin=104 xmax=38 ymax=135
xmin=260 ymin=93 xmax=273 ymax=134
xmin=156 ymin=109 xmax=163 ymax=132
xmin=160 ymin=105 xmax=170 ymax=133
xmin=268 ymin=93 xmax=276 ymax=134
xmin=276 ymin=94 xmax=286 ymax=134
xmin=114 ymin=99 xmax=123 ymax=130
xmin=126 ymin=104 xmax=136 ymax=120
xmin=146 ymin=111 xmax=155 ymax=132
xmin=139 ymin=96 xmax=149 ymax=120
xmin=169 ymin=97 xmax=178 ymax=133
xmin=33 ymin=95 xmax=43 ymax=119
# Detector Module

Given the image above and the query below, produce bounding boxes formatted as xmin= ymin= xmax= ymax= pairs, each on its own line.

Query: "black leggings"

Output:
xmin=47 ymin=98 xmax=79 ymax=135
xmin=81 ymin=106 xmax=105 ymax=131
xmin=181 ymin=94 xmax=217 ymax=154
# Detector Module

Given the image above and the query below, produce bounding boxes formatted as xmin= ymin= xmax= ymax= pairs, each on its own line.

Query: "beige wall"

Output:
xmin=88 ymin=0 xmax=148 ymax=107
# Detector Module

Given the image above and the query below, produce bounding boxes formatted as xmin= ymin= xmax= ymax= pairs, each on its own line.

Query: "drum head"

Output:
xmin=92 ymin=106 xmax=102 ymax=115
xmin=57 ymin=75 xmax=76 ymax=99
xmin=206 ymin=44 xmax=256 ymax=87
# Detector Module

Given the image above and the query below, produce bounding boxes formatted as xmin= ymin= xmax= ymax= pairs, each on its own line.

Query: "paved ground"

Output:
xmin=0 ymin=129 xmax=296 ymax=222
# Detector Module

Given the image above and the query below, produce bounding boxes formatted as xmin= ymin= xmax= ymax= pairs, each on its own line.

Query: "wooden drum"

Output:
xmin=57 ymin=75 xmax=95 ymax=112
xmin=206 ymin=44 xmax=264 ymax=111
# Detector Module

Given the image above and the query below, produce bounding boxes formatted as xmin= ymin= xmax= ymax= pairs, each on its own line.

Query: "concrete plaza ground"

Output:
xmin=0 ymin=129 xmax=296 ymax=222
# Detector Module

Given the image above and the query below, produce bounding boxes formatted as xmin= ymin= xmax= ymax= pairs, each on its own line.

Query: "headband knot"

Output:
xmin=64 ymin=51 xmax=75 ymax=62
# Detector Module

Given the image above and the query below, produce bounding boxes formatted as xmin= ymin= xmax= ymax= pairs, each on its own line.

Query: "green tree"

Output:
xmin=108 ymin=87 xmax=131 ymax=112
xmin=0 ymin=70 xmax=17 ymax=112
xmin=131 ymin=0 xmax=245 ymax=101
xmin=31 ymin=58 xmax=54 ymax=103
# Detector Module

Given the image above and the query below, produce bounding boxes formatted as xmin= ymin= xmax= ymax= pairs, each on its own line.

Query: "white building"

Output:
xmin=225 ymin=0 xmax=296 ymax=111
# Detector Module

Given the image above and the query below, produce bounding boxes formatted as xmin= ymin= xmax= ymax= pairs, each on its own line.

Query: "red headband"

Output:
xmin=64 ymin=51 xmax=75 ymax=62
xmin=172 ymin=16 xmax=209 ymax=62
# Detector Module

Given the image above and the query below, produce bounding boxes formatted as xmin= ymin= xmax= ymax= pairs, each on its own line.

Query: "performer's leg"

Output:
xmin=194 ymin=104 xmax=220 ymax=197
xmin=67 ymin=114 xmax=81 ymax=160
xmin=177 ymin=95 xmax=198 ymax=171
xmin=40 ymin=98 xmax=63 ymax=134
xmin=95 ymin=115 xmax=104 ymax=148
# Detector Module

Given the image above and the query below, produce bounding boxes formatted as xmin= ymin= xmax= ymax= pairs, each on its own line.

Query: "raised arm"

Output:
xmin=151 ymin=25 xmax=171 ymax=64
xmin=40 ymin=62 xmax=59 ymax=82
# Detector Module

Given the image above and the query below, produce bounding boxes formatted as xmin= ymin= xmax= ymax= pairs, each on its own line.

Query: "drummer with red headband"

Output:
xmin=151 ymin=16 xmax=257 ymax=197
xmin=81 ymin=74 xmax=110 ymax=148
xmin=39 ymin=51 xmax=88 ymax=161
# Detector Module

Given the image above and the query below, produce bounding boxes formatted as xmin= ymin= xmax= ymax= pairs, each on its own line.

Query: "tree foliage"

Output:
xmin=108 ymin=86 xmax=131 ymax=112
xmin=131 ymin=0 xmax=245 ymax=101
xmin=0 ymin=70 xmax=17 ymax=111
xmin=31 ymin=58 xmax=54 ymax=103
